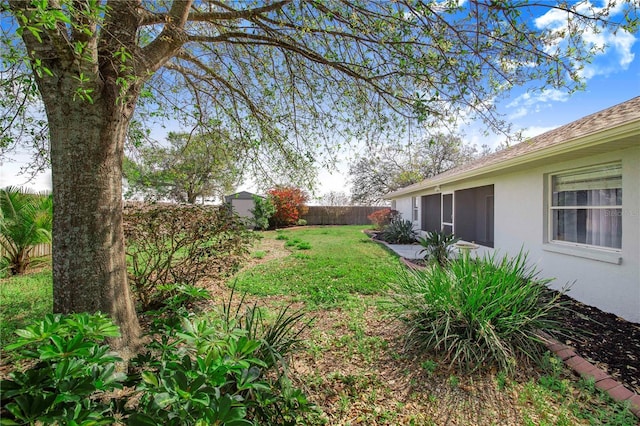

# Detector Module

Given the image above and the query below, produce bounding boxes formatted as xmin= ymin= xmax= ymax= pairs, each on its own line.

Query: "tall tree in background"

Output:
xmin=350 ymin=133 xmax=482 ymax=204
xmin=2 ymin=1 xmax=635 ymax=350
xmin=124 ymin=132 xmax=242 ymax=204
xmin=317 ymin=191 xmax=353 ymax=207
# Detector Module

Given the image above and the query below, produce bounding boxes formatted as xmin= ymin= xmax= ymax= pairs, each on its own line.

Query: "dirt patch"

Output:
xmin=288 ymin=303 xmax=563 ymax=425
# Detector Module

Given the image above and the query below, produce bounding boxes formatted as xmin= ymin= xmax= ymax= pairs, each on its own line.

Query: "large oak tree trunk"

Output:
xmin=44 ymin=87 xmax=141 ymax=353
xmin=9 ymin=0 xmax=191 ymax=356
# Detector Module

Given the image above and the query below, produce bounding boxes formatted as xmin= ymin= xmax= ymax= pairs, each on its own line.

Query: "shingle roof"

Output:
xmin=387 ymin=96 xmax=640 ymax=198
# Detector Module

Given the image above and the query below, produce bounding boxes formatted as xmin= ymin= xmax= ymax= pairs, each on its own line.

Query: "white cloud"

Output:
xmin=508 ymin=107 xmax=528 ymax=120
xmin=506 ymin=89 xmax=570 ymax=118
xmin=578 ymin=29 xmax=636 ymax=79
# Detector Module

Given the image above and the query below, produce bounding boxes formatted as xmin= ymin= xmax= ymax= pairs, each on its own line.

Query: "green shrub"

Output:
xmin=284 ymin=238 xmax=299 ymax=247
xmin=0 ymin=313 xmax=125 ymax=425
xmin=131 ymin=293 xmax=315 ymax=425
xmin=250 ymin=195 xmax=276 ymax=230
xmin=296 ymin=218 xmax=307 ymax=226
xmin=2 ymin=300 xmax=316 ymax=426
xmin=296 ymin=241 xmax=312 ymax=250
xmin=389 ymin=251 xmax=568 ymax=374
xmin=124 ymin=203 xmax=257 ymax=311
xmin=381 ymin=217 xmax=416 ymax=244
xmin=418 ymin=231 xmax=460 ymax=266
xmin=156 ymin=283 xmax=211 ymax=314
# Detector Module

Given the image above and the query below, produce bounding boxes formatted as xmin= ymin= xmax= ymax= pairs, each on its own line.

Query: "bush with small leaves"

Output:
xmin=124 ymin=203 xmax=258 ymax=311
xmin=250 ymin=195 xmax=276 ymax=230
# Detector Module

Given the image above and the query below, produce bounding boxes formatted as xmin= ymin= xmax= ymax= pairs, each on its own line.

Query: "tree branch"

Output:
xmin=139 ymin=0 xmax=192 ymax=76
xmin=139 ymin=0 xmax=292 ymax=25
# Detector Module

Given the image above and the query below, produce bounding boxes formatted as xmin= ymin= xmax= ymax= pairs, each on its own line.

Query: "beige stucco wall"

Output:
xmin=393 ymin=145 xmax=640 ymax=322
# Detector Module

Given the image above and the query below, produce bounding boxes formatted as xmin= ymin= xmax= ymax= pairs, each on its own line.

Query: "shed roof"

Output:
xmin=386 ymin=96 xmax=640 ymax=198
xmin=224 ymin=191 xmax=261 ymax=202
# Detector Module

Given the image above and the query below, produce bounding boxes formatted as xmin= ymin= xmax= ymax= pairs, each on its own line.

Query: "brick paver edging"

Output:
xmin=537 ymin=331 xmax=640 ymax=419
xmin=398 ymin=257 xmax=640 ymax=419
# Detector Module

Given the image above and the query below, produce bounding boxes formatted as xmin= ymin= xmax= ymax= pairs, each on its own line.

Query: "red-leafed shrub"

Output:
xmin=368 ymin=208 xmax=399 ymax=230
xmin=268 ymin=186 xmax=309 ymax=228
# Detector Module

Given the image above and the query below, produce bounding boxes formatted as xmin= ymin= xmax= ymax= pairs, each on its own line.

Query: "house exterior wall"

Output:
xmin=391 ymin=145 xmax=640 ymax=322
xmin=395 ymin=196 xmax=415 ymax=224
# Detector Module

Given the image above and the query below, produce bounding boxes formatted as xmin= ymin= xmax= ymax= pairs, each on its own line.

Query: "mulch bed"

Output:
xmin=555 ymin=292 xmax=640 ymax=394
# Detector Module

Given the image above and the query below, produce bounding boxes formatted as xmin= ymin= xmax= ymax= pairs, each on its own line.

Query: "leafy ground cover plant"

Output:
xmin=2 ymin=301 xmax=316 ymax=425
xmin=418 ymin=231 xmax=460 ymax=266
xmin=131 ymin=291 xmax=316 ymax=425
xmin=220 ymin=288 xmax=313 ymax=372
xmin=124 ymin=203 xmax=257 ymax=311
xmin=0 ymin=313 xmax=125 ymax=425
xmin=389 ymin=251 xmax=569 ymax=374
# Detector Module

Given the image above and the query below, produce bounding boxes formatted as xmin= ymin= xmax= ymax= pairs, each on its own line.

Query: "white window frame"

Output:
xmin=547 ymin=162 xmax=622 ymax=253
xmin=441 ymin=192 xmax=454 ymax=234
xmin=411 ymin=196 xmax=419 ymax=222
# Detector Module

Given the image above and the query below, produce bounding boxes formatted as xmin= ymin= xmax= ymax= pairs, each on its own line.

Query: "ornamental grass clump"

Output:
xmin=390 ymin=251 xmax=568 ymax=374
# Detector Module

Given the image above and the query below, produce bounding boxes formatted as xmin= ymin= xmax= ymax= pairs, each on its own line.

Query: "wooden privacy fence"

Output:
xmin=0 ymin=242 xmax=52 ymax=259
xmin=301 ymin=206 xmax=387 ymax=226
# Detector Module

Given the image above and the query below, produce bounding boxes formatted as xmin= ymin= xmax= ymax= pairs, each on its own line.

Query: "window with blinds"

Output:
xmin=550 ymin=163 xmax=622 ymax=249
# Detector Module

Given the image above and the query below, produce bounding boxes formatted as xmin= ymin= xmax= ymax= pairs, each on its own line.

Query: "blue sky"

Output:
xmin=1 ymin=2 xmax=638 ymax=199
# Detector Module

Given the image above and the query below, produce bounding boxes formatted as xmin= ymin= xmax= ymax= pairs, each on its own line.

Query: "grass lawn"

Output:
xmin=1 ymin=226 xmax=637 ymax=425
xmin=232 ymin=226 xmax=638 ymax=425
xmin=233 ymin=226 xmax=400 ymax=307
xmin=0 ymin=268 xmax=53 ymax=346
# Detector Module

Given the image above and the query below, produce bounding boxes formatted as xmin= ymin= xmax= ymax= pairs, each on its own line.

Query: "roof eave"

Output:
xmin=385 ymin=119 xmax=640 ymax=199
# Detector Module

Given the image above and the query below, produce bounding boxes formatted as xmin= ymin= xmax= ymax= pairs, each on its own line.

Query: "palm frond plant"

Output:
xmin=0 ymin=187 xmax=53 ymax=275
xmin=417 ymin=231 xmax=460 ymax=267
